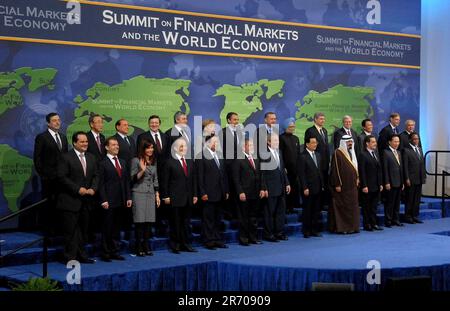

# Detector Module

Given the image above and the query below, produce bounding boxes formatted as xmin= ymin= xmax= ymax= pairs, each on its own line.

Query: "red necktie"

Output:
xmin=248 ymin=155 xmax=255 ymax=170
xmin=113 ymin=157 xmax=122 ymax=177
xmin=181 ymin=157 xmax=188 ymax=176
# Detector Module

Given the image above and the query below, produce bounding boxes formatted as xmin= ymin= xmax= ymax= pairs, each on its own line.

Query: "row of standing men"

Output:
xmin=33 ymin=111 xmax=425 ymax=263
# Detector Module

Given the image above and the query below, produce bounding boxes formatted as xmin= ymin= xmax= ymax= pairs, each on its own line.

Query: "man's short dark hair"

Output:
xmin=72 ymin=131 xmax=87 ymax=144
xmin=46 ymin=112 xmax=59 ymax=123
xmin=361 ymin=118 xmax=372 ymax=128
xmin=364 ymin=134 xmax=375 ymax=145
xmin=409 ymin=132 xmax=419 ymax=141
xmin=148 ymin=115 xmax=161 ymax=124
xmin=388 ymin=134 xmax=400 ymax=142
xmin=88 ymin=114 xmax=102 ymax=125
xmin=389 ymin=112 xmax=400 ymax=120
xmin=264 ymin=111 xmax=276 ymax=119
xmin=226 ymin=112 xmax=238 ymax=123
xmin=115 ymin=118 xmax=127 ymax=130
xmin=305 ymin=136 xmax=317 ymax=144
xmin=105 ymin=136 xmax=118 ymax=147
xmin=314 ymin=112 xmax=325 ymax=120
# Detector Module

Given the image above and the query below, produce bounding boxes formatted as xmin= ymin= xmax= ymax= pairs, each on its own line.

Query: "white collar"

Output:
xmin=389 ymin=123 xmax=397 ymax=130
xmin=206 ymin=147 xmax=216 ymax=157
xmin=117 ymin=132 xmax=127 ymax=140
xmin=367 ymin=148 xmax=376 ymax=154
xmin=314 ymin=124 xmax=323 ymax=131
xmin=74 ymin=148 xmax=84 ymax=157
xmin=410 ymin=143 xmax=418 ymax=149
xmin=106 ymin=153 xmax=118 ymax=160
xmin=244 ymin=152 xmax=253 ymax=158
xmin=48 ymin=128 xmax=59 ymax=136
xmin=389 ymin=146 xmax=398 ymax=153
xmin=174 ymin=124 xmax=184 ymax=133
xmin=364 ymin=130 xmax=371 ymax=136
xmin=91 ymin=130 xmax=100 ymax=137
xmin=306 ymin=148 xmax=315 ymax=157
xmin=175 ymin=153 xmax=185 ymax=161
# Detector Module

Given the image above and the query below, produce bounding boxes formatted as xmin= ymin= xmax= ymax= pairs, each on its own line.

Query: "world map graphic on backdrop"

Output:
xmin=0 ymin=0 xmax=420 ymax=225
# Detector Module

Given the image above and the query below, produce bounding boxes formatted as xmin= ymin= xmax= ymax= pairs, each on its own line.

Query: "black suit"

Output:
xmin=298 ymin=150 xmax=323 ymax=235
xmin=33 ymin=130 xmax=68 ymax=232
xmin=304 ymin=125 xmax=330 ymax=199
xmin=378 ymin=124 xmax=399 ymax=158
xmin=113 ymin=133 xmax=136 ymax=165
xmin=86 ymin=131 xmax=106 ymax=161
xmin=359 ymin=149 xmax=383 ymax=228
xmin=165 ymin=126 xmax=192 ymax=158
xmin=383 ymin=148 xmax=404 ymax=225
xmin=136 ymin=130 xmax=170 ymax=235
xmin=403 ymin=145 xmax=426 ymax=221
xmin=399 ymin=131 xmax=422 ymax=151
xmin=56 ymin=149 xmax=98 ymax=261
xmin=232 ymin=155 xmax=266 ymax=244
xmin=254 ymin=125 xmax=278 ymax=162
xmin=261 ymin=149 xmax=289 ymax=240
xmin=279 ymin=133 xmax=301 ymax=211
xmin=221 ymin=126 xmax=244 ymax=220
xmin=196 ymin=149 xmax=229 ymax=247
xmin=333 ymin=127 xmax=360 ymax=157
xmin=162 ymin=156 xmax=197 ymax=251
xmin=98 ymin=156 xmax=131 ymax=257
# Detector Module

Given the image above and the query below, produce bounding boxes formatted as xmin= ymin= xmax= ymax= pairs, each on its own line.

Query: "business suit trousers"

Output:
xmin=61 ymin=207 xmax=89 ymax=261
xmin=361 ymin=191 xmax=380 ymax=227
xmin=405 ymin=184 xmax=422 ymax=220
xmin=101 ymin=206 xmax=121 ymax=256
xmin=302 ymin=193 xmax=322 ymax=234
xmin=237 ymin=198 xmax=259 ymax=243
xmin=286 ymin=172 xmax=300 ymax=211
xmin=169 ymin=204 xmax=192 ymax=249
xmin=202 ymin=201 xmax=224 ymax=245
xmin=39 ymin=178 xmax=60 ymax=235
xmin=384 ymin=187 xmax=401 ymax=225
xmin=263 ymin=195 xmax=286 ymax=239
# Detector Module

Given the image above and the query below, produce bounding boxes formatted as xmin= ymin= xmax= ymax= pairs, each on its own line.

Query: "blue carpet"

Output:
xmin=2 ymin=217 xmax=450 ymax=291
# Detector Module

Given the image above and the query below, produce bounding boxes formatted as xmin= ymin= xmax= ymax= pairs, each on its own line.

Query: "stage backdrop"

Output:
xmin=0 ymin=0 xmax=420 ymax=228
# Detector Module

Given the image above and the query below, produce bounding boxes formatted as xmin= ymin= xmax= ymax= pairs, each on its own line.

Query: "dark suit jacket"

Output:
xmin=113 ymin=133 xmax=136 ymax=165
xmin=161 ymin=157 xmax=197 ymax=207
xmin=33 ymin=130 xmax=69 ymax=181
xmin=383 ymin=149 xmax=403 ymax=188
xmin=254 ymin=125 xmax=278 ymax=161
xmin=403 ymin=146 xmax=426 ymax=185
xmin=87 ymin=131 xmax=106 ymax=161
xmin=333 ymin=127 xmax=360 ymax=157
xmin=261 ymin=150 xmax=289 ymax=197
xmin=98 ymin=156 xmax=131 ymax=208
xmin=232 ymin=156 xmax=266 ymax=199
xmin=298 ymin=150 xmax=323 ymax=195
xmin=221 ymin=126 xmax=244 ymax=163
xmin=359 ymin=149 xmax=383 ymax=192
xmin=358 ymin=132 xmax=377 ymax=153
xmin=304 ymin=125 xmax=330 ymax=171
xmin=136 ymin=130 xmax=170 ymax=160
xmin=378 ymin=124 xmax=398 ymax=154
xmin=56 ymin=149 xmax=99 ymax=212
xmin=196 ymin=150 xmax=229 ymax=202
xmin=399 ymin=131 xmax=422 ymax=151
xmin=279 ymin=133 xmax=301 ymax=174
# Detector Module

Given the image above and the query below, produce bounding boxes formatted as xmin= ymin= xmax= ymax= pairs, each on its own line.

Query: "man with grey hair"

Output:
xmin=333 ymin=115 xmax=360 ymax=157
xmin=165 ymin=111 xmax=191 ymax=157
xmin=399 ymin=119 xmax=421 ymax=151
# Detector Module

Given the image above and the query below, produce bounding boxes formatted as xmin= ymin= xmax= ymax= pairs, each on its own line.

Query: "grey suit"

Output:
xmin=130 ymin=157 xmax=159 ymax=223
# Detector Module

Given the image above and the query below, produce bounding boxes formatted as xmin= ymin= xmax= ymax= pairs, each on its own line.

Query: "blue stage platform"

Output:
xmin=1 ymin=198 xmax=450 ymax=291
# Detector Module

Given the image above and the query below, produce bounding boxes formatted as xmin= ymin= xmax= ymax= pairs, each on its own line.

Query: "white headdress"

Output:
xmin=338 ymin=134 xmax=358 ymax=170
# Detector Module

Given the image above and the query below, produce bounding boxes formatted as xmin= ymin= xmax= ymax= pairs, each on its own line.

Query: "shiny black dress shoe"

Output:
xmin=373 ymin=225 xmax=383 ymax=231
xmin=239 ymin=241 xmax=250 ymax=246
xmin=364 ymin=226 xmax=373 ymax=231
xmin=263 ymin=236 xmax=279 ymax=242
xmin=249 ymin=240 xmax=262 ymax=244
xmin=311 ymin=232 xmax=323 ymax=237
xmin=413 ymin=218 xmax=423 ymax=224
xmin=276 ymin=235 xmax=288 ymax=241
xmin=183 ymin=245 xmax=198 ymax=252
xmin=303 ymin=233 xmax=311 ymax=238
xmin=404 ymin=218 xmax=415 ymax=224
xmin=392 ymin=221 xmax=404 ymax=227
xmin=170 ymin=248 xmax=180 ymax=254
xmin=215 ymin=242 xmax=228 ymax=249
xmin=384 ymin=223 xmax=392 ymax=228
